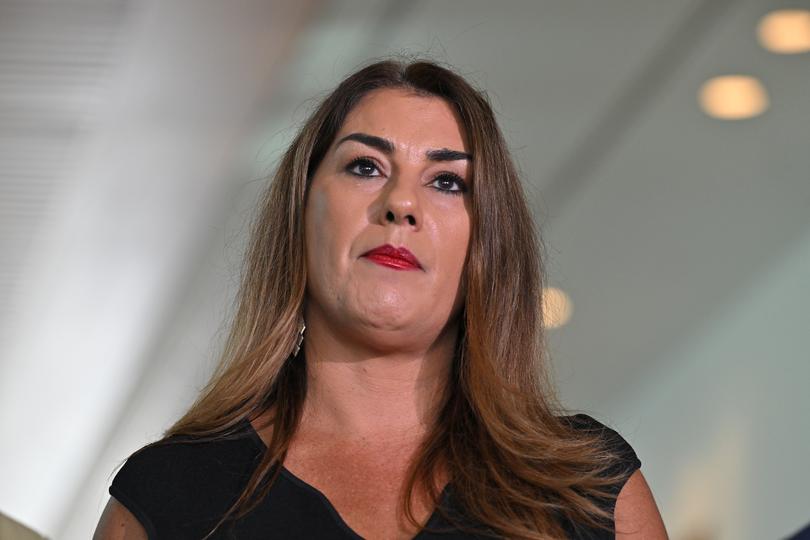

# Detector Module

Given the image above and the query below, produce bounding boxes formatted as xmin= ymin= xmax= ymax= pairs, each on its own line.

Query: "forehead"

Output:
xmin=336 ymin=88 xmax=470 ymax=153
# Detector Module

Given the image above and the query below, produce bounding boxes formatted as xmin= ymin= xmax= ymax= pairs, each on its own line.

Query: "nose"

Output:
xmin=385 ymin=208 xmax=416 ymax=226
xmin=380 ymin=174 xmax=421 ymax=228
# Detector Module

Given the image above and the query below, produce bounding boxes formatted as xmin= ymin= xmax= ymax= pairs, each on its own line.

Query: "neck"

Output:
xmin=297 ymin=304 xmax=458 ymax=443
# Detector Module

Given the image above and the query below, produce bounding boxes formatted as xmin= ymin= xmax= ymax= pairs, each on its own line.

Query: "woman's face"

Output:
xmin=304 ymin=87 xmax=472 ymax=352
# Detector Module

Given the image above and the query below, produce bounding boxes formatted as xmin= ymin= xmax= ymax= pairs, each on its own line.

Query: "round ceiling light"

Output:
xmin=698 ymin=75 xmax=769 ymax=120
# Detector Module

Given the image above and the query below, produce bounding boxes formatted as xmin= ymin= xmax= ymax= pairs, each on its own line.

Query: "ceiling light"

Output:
xmin=757 ymin=9 xmax=810 ymax=54
xmin=698 ymin=76 xmax=769 ymax=120
xmin=543 ymin=287 xmax=572 ymax=329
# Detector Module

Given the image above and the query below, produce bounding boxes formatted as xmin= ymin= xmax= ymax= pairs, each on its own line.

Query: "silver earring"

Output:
xmin=293 ymin=318 xmax=306 ymax=357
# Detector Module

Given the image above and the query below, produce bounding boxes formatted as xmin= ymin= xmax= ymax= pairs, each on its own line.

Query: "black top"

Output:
xmin=109 ymin=414 xmax=641 ymax=539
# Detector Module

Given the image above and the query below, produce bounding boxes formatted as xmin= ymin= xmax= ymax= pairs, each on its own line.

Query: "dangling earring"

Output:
xmin=293 ymin=317 xmax=306 ymax=357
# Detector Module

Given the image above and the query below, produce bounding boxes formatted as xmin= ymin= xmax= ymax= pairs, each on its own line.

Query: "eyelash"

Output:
xmin=345 ymin=156 xmax=468 ymax=196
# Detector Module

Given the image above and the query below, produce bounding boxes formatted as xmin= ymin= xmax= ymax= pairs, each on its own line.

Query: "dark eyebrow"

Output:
xmin=336 ymin=133 xmax=394 ymax=154
xmin=425 ymin=148 xmax=472 ymax=162
xmin=336 ymin=132 xmax=471 ymax=162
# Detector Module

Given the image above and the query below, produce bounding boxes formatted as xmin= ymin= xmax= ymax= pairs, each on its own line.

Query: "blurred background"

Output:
xmin=0 ymin=0 xmax=808 ymax=538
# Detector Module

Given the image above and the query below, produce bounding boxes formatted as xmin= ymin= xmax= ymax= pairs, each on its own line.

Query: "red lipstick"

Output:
xmin=361 ymin=244 xmax=422 ymax=270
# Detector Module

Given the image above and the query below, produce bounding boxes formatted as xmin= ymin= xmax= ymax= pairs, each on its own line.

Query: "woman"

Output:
xmin=94 ymin=59 xmax=668 ymax=539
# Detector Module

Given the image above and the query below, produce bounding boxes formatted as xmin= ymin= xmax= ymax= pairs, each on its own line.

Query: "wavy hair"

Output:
xmin=141 ymin=57 xmax=632 ymax=539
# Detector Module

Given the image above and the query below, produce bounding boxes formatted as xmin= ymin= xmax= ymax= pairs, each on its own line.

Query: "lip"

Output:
xmin=360 ymin=243 xmax=422 ymax=270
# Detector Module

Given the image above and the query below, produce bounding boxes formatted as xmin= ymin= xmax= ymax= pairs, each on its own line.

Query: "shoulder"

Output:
xmin=560 ymin=413 xmax=642 ymax=489
xmin=94 ymin=496 xmax=148 ymax=540
xmin=560 ymin=413 xmax=668 ymax=538
xmin=614 ymin=469 xmax=669 ymax=539
xmin=108 ymin=429 xmax=261 ymax=539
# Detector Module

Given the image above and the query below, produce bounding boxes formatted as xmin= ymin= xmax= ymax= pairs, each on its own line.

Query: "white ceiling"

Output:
xmin=0 ymin=0 xmax=808 ymax=538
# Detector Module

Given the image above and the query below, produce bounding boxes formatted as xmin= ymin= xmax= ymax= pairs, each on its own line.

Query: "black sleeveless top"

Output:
xmin=109 ymin=414 xmax=641 ymax=539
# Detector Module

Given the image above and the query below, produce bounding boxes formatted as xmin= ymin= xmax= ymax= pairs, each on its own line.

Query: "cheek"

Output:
xmin=305 ymin=185 xmax=363 ymax=279
xmin=435 ymin=213 xmax=471 ymax=280
xmin=305 ymin=189 xmax=335 ymax=289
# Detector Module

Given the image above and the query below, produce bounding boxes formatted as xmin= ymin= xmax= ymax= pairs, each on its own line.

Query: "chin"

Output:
xmin=355 ymin=307 xmax=416 ymax=331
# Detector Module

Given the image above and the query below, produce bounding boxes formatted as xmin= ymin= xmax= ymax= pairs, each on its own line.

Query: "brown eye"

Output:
xmin=429 ymin=173 xmax=467 ymax=196
xmin=346 ymin=157 xmax=381 ymax=177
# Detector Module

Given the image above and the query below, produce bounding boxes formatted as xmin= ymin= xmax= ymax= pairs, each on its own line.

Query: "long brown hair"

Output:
xmin=143 ymin=57 xmax=632 ymax=539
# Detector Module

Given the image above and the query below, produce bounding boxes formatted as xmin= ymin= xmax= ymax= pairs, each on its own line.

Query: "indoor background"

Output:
xmin=0 ymin=0 xmax=808 ymax=538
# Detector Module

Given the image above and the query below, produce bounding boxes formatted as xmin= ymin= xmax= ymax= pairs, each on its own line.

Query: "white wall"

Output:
xmin=604 ymin=222 xmax=810 ymax=539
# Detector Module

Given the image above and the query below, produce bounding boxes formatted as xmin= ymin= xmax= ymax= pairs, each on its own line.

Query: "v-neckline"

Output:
xmin=241 ymin=417 xmax=452 ymax=539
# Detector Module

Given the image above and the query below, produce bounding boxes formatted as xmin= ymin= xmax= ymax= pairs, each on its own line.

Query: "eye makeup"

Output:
xmin=344 ymin=156 xmax=468 ymax=196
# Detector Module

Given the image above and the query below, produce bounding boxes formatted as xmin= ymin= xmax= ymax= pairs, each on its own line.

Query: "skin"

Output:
xmin=298 ymin=87 xmax=472 ymax=442
xmin=278 ymin=88 xmax=473 ymax=537
xmin=93 ymin=87 xmax=668 ymax=539
xmin=615 ymin=470 xmax=670 ymax=539
xmin=93 ymin=499 xmax=146 ymax=540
